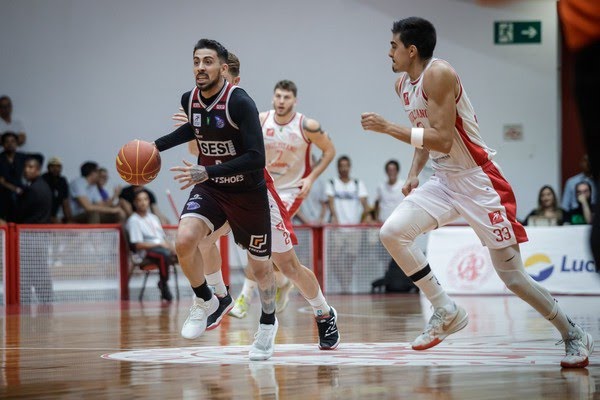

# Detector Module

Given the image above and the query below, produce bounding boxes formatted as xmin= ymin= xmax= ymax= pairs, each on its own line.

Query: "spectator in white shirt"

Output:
xmin=374 ymin=159 xmax=405 ymax=223
xmin=325 ymin=155 xmax=371 ymax=224
xmin=126 ymin=190 xmax=176 ymax=301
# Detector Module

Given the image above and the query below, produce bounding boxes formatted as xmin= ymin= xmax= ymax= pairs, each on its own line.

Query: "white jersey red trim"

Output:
xmin=262 ymin=110 xmax=312 ymax=191
xmin=397 ymin=58 xmax=496 ymax=172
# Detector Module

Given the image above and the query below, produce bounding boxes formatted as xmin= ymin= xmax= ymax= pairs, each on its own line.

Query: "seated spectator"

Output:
xmin=119 ymin=185 xmax=170 ymax=225
xmin=70 ymin=161 xmax=125 ymax=223
xmin=16 ymin=157 xmax=53 ymax=303
xmin=565 ymin=181 xmax=595 ymax=225
xmin=374 ymin=159 xmax=405 ymax=223
xmin=0 ymin=96 xmax=27 ymax=148
xmin=562 ymin=154 xmax=598 ymax=213
xmin=0 ymin=132 xmax=43 ymax=221
xmin=97 ymin=167 xmax=122 ymax=206
xmin=42 ymin=157 xmax=73 ymax=223
xmin=524 ymin=185 xmax=566 ymax=226
xmin=126 ymin=191 xmax=176 ymax=301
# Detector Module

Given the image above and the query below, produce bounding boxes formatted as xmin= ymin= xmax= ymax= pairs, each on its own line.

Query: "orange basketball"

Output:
xmin=116 ymin=139 xmax=161 ymax=185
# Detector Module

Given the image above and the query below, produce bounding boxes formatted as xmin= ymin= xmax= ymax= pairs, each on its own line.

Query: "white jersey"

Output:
xmin=397 ymin=58 xmax=496 ymax=172
xmin=262 ymin=110 xmax=312 ymax=190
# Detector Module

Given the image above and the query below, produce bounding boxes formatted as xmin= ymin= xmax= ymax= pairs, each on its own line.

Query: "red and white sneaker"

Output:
xmin=560 ymin=327 xmax=594 ymax=368
xmin=412 ymin=304 xmax=468 ymax=351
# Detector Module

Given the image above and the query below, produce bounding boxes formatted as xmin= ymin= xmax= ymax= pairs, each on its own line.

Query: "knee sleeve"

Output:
xmin=489 ymin=245 xmax=557 ymax=319
xmin=379 ymin=202 xmax=437 ymax=275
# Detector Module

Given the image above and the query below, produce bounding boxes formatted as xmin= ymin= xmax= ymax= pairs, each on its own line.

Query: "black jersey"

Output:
xmin=154 ymin=80 xmax=266 ymax=192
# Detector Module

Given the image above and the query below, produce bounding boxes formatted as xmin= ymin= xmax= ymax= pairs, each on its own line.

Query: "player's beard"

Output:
xmin=197 ymin=75 xmax=221 ymax=93
xmin=275 ymin=104 xmax=294 ymax=118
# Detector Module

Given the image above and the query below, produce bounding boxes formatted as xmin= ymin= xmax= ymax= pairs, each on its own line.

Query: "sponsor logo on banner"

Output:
xmin=524 ymin=252 xmax=596 ymax=281
xmin=447 ymin=245 xmax=493 ymax=290
xmin=488 ymin=211 xmax=504 ymax=225
xmin=524 ymin=253 xmax=554 ymax=281
xmin=403 ymin=92 xmax=409 ymax=105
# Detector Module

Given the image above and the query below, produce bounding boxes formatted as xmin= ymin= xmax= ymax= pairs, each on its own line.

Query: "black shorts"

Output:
xmin=181 ymin=184 xmax=271 ymax=260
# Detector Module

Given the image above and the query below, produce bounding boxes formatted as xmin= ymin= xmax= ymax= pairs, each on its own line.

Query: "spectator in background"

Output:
xmin=326 ymin=155 xmax=371 ymax=224
xmin=97 ymin=167 xmax=122 ymax=207
xmin=524 ymin=185 xmax=566 ymax=226
xmin=0 ymin=96 xmax=27 ymax=147
xmin=374 ymin=159 xmax=405 ymax=223
xmin=126 ymin=190 xmax=176 ymax=301
xmin=42 ymin=157 xmax=72 ymax=223
xmin=119 ymin=185 xmax=170 ymax=225
xmin=325 ymin=155 xmax=370 ymax=293
xmin=565 ymin=181 xmax=595 ymax=225
xmin=0 ymin=132 xmax=43 ymax=221
xmin=70 ymin=161 xmax=124 ymax=223
xmin=16 ymin=157 xmax=53 ymax=303
xmin=562 ymin=154 xmax=597 ymax=213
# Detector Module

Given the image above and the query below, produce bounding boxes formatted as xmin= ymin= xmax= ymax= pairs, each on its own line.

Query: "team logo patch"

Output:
xmin=266 ymin=128 xmax=275 ymax=137
xmin=488 ymin=211 xmax=504 ymax=225
xmin=403 ymin=92 xmax=410 ymax=105
xmin=186 ymin=201 xmax=200 ymax=210
xmin=192 ymin=113 xmax=202 ymax=127
xmin=215 ymin=115 xmax=225 ymax=129
xmin=249 ymin=234 xmax=267 ymax=251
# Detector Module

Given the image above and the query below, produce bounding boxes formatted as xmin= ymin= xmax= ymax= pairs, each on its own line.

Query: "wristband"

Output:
xmin=410 ymin=127 xmax=424 ymax=149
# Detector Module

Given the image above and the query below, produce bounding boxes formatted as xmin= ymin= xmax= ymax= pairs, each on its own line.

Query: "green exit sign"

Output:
xmin=494 ymin=21 xmax=541 ymax=44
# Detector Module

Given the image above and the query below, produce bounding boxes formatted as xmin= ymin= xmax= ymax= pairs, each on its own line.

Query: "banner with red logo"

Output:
xmin=427 ymin=226 xmax=600 ymax=295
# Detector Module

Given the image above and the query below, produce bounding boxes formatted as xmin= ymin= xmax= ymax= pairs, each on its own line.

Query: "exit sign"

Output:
xmin=494 ymin=21 xmax=541 ymax=44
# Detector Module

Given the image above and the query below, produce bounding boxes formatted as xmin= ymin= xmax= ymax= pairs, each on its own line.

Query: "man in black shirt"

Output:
xmin=42 ymin=157 xmax=72 ymax=223
xmin=153 ymin=39 xmax=277 ymax=361
xmin=17 ymin=157 xmax=53 ymax=303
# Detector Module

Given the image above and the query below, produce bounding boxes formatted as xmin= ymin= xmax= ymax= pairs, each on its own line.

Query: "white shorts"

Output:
xmin=277 ymin=187 xmax=304 ymax=217
xmin=404 ymin=161 xmax=528 ymax=249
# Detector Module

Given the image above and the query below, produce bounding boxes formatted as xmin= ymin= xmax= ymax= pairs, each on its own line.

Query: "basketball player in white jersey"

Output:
xmin=230 ymin=80 xmax=336 ymax=317
xmin=173 ymin=60 xmax=340 ymax=350
xmin=361 ymin=17 xmax=593 ymax=368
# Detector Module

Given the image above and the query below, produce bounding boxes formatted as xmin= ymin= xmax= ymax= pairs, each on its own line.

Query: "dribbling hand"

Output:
xmin=172 ymin=107 xmax=188 ymax=127
xmin=170 ymin=160 xmax=209 ymax=190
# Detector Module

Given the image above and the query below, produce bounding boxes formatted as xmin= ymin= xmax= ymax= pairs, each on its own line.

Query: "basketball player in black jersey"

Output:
xmin=153 ymin=39 xmax=277 ymax=361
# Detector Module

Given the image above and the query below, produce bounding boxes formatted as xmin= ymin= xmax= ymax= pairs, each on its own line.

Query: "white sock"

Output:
xmin=414 ymin=270 xmax=454 ymax=310
xmin=240 ymin=278 xmax=258 ymax=301
xmin=306 ymin=289 xmax=331 ymax=317
xmin=274 ymin=270 xmax=289 ymax=288
xmin=205 ymin=270 xmax=227 ymax=297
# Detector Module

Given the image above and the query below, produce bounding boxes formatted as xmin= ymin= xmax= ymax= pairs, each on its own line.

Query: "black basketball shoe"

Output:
xmin=316 ymin=306 xmax=340 ymax=350
xmin=206 ymin=287 xmax=233 ymax=331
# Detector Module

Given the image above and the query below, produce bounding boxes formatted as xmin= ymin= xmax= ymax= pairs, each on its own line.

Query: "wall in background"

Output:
xmin=0 ymin=0 xmax=559 ymax=219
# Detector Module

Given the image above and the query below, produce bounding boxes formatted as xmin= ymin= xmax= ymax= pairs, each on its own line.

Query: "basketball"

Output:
xmin=116 ymin=139 xmax=161 ymax=185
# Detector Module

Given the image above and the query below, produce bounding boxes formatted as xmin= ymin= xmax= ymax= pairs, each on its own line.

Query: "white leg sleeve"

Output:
xmin=379 ymin=201 xmax=437 ymax=276
xmin=489 ymin=245 xmax=557 ymax=319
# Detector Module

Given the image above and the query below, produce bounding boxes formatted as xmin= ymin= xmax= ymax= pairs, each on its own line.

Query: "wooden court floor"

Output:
xmin=1 ymin=293 xmax=598 ymax=399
